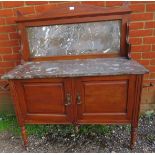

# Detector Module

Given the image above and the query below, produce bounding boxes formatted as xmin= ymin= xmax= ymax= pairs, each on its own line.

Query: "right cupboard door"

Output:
xmin=75 ymin=76 xmax=136 ymax=124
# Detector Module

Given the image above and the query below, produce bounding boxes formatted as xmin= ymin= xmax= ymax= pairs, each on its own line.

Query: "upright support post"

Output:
xmin=130 ymin=75 xmax=143 ymax=149
xmin=9 ymin=81 xmax=28 ymax=148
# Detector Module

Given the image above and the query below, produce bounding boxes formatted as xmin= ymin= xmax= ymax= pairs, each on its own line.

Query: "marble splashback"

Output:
xmin=27 ymin=20 xmax=121 ymax=57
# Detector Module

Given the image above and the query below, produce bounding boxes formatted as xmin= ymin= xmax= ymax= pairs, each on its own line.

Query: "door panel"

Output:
xmin=75 ymin=76 xmax=135 ymax=123
xmin=84 ymin=81 xmax=128 ymax=113
xmin=14 ymin=78 xmax=73 ymax=124
xmin=24 ymin=83 xmax=65 ymax=114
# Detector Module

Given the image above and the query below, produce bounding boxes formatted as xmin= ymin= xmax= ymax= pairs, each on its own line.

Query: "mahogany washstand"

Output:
xmin=1 ymin=4 xmax=148 ymax=149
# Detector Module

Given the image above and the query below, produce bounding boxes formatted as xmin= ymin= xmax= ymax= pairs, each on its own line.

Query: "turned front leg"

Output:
xmin=21 ymin=126 xmax=28 ymax=147
xmin=130 ymin=125 xmax=138 ymax=149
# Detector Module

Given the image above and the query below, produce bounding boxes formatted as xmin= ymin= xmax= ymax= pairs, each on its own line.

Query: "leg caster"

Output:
xmin=21 ymin=126 xmax=28 ymax=147
xmin=130 ymin=127 xmax=137 ymax=149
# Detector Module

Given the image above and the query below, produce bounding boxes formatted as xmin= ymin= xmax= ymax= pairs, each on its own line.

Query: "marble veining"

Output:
xmin=27 ymin=20 xmax=121 ymax=57
xmin=1 ymin=58 xmax=149 ymax=80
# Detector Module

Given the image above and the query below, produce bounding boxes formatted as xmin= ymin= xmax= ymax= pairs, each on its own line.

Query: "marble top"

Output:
xmin=1 ymin=58 xmax=149 ymax=80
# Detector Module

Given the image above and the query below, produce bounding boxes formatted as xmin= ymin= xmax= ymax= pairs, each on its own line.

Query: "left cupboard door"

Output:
xmin=10 ymin=78 xmax=73 ymax=124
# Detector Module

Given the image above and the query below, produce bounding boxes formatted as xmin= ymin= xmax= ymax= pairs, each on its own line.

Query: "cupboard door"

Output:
xmin=75 ymin=76 xmax=136 ymax=124
xmin=14 ymin=78 xmax=73 ymax=124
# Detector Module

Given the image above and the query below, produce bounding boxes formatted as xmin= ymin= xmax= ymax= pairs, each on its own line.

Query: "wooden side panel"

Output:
xmin=75 ymin=76 xmax=136 ymax=124
xmin=10 ymin=78 xmax=73 ymax=124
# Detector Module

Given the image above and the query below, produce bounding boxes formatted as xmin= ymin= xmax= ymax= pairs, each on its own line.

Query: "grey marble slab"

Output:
xmin=1 ymin=58 xmax=149 ymax=80
xmin=27 ymin=20 xmax=121 ymax=57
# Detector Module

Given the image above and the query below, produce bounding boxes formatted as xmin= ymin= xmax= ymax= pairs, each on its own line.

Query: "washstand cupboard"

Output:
xmin=1 ymin=3 xmax=148 ymax=149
